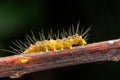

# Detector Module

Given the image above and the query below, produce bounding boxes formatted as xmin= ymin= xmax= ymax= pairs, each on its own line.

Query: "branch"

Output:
xmin=1 ymin=39 xmax=120 ymax=78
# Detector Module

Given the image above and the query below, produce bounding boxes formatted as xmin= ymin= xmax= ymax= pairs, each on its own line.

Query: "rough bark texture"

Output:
xmin=0 ymin=39 xmax=120 ymax=78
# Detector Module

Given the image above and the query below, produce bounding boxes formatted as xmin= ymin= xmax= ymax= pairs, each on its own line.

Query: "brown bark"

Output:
xmin=0 ymin=39 xmax=120 ymax=78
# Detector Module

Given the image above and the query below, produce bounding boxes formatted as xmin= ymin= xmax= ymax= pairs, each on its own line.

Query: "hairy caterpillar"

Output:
xmin=8 ymin=23 xmax=90 ymax=54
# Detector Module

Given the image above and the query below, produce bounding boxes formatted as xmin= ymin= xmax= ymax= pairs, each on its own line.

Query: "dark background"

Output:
xmin=1 ymin=0 xmax=120 ymax=80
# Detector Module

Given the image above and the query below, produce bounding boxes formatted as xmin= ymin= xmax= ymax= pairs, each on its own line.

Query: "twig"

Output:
xmin=1 ymin=39 xmax=120 ymax=78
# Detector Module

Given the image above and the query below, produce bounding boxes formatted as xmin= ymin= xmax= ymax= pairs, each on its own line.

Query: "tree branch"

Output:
xmin=0 ymin=39 xmax=120 ymax=78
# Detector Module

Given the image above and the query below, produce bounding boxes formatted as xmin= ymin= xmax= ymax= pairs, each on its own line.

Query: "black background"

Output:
xmin=1 ymin=0 xmax=120 ymax=80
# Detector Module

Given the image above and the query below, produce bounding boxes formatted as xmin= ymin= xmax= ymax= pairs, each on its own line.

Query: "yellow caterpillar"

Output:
xmin=9 ymin=23 xmax=90 ymax=54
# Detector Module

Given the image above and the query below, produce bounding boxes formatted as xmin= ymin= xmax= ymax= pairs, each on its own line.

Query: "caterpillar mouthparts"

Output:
xmin=9 ymin=23 xmax=90 ymax=54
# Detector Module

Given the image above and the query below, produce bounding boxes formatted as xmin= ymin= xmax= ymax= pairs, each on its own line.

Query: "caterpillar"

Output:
xmin=8 ymin=23 xmax=90 ymax=54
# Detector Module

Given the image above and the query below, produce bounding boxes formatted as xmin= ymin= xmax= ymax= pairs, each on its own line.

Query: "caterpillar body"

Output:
xmin=9 ymin=23 xmax=90 ymax=54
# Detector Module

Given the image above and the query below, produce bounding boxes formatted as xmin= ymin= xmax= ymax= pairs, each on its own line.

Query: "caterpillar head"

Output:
xmin=67 ymin=34 xmax=87 ymax=46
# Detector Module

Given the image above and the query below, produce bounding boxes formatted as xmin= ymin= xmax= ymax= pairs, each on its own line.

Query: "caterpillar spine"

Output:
xmin=9 ymin=23 xmax=90 ymax=54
